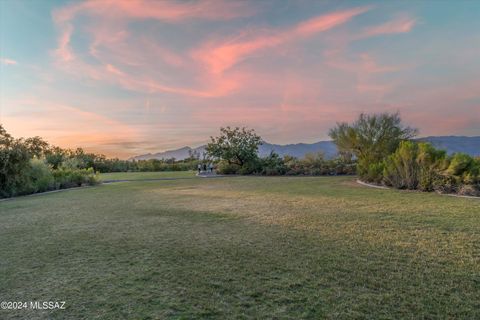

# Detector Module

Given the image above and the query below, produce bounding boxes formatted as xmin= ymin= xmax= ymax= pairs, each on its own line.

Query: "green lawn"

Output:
xmin=1 ymin=176 xmax=479 ymax=319
xmin=99 ymin=170 xmax=197 ymax=181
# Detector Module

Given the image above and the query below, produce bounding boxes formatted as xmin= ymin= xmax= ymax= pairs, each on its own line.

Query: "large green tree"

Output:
xmin=24 ymin=136 xmax=50 ymax=158
xmin=206 ymin=127 xmax=262 ymax=167
xmin=0 ymin=124 xmax=31 ymax=196
xmin=329 ymin=113 xmax=418 ymax=180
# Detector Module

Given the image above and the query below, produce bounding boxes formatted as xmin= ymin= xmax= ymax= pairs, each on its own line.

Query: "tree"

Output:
xmin=45 ymin=146 xmax=67 ymax=169
xmin=329 ymin=112 xmax=417 ymax=180
xmin=24 ymin=136 xmax=50 ymax=158
xmin=0 ymin=124 xmax=31 ymax=196
xmin=206 ymin=127 xmax=262 ymax=167
xmin=0 ymin=124 xmax=13 ymax=145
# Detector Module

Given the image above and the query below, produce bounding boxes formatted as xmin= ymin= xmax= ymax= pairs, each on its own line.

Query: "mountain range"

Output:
xmin=130 ymin=136 xmax=480 ymax=161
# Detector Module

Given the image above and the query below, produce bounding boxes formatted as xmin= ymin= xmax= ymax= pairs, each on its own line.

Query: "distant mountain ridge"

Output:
xmin=130 ymin=136 xmax=480 ymax=161
xmin=416 ymin=136 xmax=480 ymax=157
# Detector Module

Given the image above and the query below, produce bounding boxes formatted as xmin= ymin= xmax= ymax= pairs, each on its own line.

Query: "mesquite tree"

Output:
xmin=206 ymin=127 xmax=262 ymax=167
xmin=329 ymin=112 xmax=418 ymax=181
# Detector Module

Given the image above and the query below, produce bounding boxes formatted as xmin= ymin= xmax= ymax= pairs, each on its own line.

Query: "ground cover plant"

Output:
xmin=1 ymin=175 xmax=479 ymax=319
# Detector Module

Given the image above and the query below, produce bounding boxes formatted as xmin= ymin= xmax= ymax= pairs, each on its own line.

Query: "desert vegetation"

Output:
xmin=0 ymin=125 xmax=207 ymax=197
xmin=0 ymin=125 xmax=98 ymax=198
xmin=206 ymin=126 xmax=356 ymax=176
xmin=2 ymin=112 xmax=479 ymax=198
xmin=204 ymin=116 xmax=479 ymax=196
xmin=329 ymin=113 xmax=480 ymax=196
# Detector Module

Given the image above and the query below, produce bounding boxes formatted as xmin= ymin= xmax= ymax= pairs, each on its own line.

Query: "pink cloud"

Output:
xmin=193 ymin=6 xmax=371 ymax=74
xmin=363 ymin=16 xmax=416 ymax=37
xmin=0 ymin=57 xmax=17 ymax=65
xmin=52 ymin=0 xmax=257 ymax=25
xmin=54 ymin=23 xmax=75 ymax=62
xmin=52 ymin=0 xmax=257 ymax=64
xmin=295 ymin=6 xmax=371 ymax=36
xmin=51 ymin=0 xmax=260 ymax=98
xmin=325 ymin=50 xmax=400 ymax=73
xmin=105 ymin=63 xmax=124 ymax=76
xmin=359 ymin=53 xmax=402 ymax=73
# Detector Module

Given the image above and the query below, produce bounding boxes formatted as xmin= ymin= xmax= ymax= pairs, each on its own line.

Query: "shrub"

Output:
xmin=457 ymin=184 xmax=480 ymax=197
xmin=463 ymin=158 xmax=479 ymax=184
xmin=238 ymin=160 xmax=261 ymax=175
xmin=23 ymin=159 xmax=55 ymax=194
xmin=331 ymin=157 xmax=357 ymax=175
xmin=61 ymin=157 xmax=83 ymax=169
xmin=360 ymin=160 xmax=384 ymax=184
xmin=259 ymin=152 xmax=286 ymax=175
xmin=432 ymin=175 xmax=459 ymax=194
xmin=217 ymin=161 xmax=241 ymax=174
xmin=416 ymin=143 xmax=447 ymax=191
xmin=383 ymin=141 xmax=419 ymax=189
xmin=446 ymin=153 xmax=473 ymax=176
xmin=53 ymin=167 xmax=99 ymax=189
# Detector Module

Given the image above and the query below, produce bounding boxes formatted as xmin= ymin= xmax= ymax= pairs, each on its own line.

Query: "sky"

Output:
xmin=1 ymin=0 xmax=479 ymax=158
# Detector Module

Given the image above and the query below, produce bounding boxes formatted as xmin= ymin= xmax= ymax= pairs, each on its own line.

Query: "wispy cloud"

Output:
xmin=1 ymin=57 xmax=17 ymax=65
xmin=193 ymin=6 xmax=371 ymax=74
xmin=52 ymin=0 xmax=258 ymax=62
xmin=362 ymin=15 xmax=416 ymax=37
xmin=51 ymin=0 xmax=261 ymax=98
xmin=53 ymin=0 xmax=257 ymax=24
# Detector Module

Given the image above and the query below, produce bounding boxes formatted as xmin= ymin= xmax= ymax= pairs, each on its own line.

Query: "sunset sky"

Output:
xmin=1 ymin=0 xmax=479 ymax=158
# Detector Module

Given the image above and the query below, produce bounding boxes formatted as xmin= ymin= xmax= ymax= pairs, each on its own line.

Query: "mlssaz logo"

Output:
xmin=30 ymin=301 xmax=66 ymax=310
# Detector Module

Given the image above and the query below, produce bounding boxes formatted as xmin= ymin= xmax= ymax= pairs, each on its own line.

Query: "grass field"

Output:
xmin=1 ymin=174 xmax=479 ymax=319
xmin=99 ymin=171 xmax=196 ymax=181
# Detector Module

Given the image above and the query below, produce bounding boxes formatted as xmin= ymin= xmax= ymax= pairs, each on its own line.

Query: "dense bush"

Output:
xmin=23 ymin=159 xmax=55 ymax=194
xmin=329 ymin=113 xmax=479 ymax=196
xmin=283 ymin=153 xmax=356 ymax=176
xmin=53 ymin=167 xmax=99 ymax=189
xmin=362 ymin=161 xmax=384 ymax=184
xmin=1 ymin=126 xmax=32 ymax=197
xmin=380 ymin=140 xmax=479 ymax=195
xmin=135 ymin=159 xmax=198 ymax=172
xmin=417 ymin=143 xmax=447 ymax=191
xmin=217 ymin=161 xmax=241 ymax=174
xmin=457 ymin=184 xmax=480 ymax=197
xmin=216 ymin=151 xmax=357 ymax=177
xmin=383 ymin=141 xmax=419 ymax=189
xmin=258 ymin=152 xmax=286 ymax=175
xmin=0 ymin=125 xmax=100 ymax=198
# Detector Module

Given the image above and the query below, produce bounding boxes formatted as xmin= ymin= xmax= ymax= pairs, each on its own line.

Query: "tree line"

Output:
xmin=2 ymin=112 xmax=479 ymax=198
xmin=206 ymin=126 xmax=356 ymax=176
xmin=0 ymin=125 xmax=201 ymax=197
xmin=204 ymin=114 xmax=479 ymax=196
xmin=1 ymin=125 xmax=98 ymax=198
